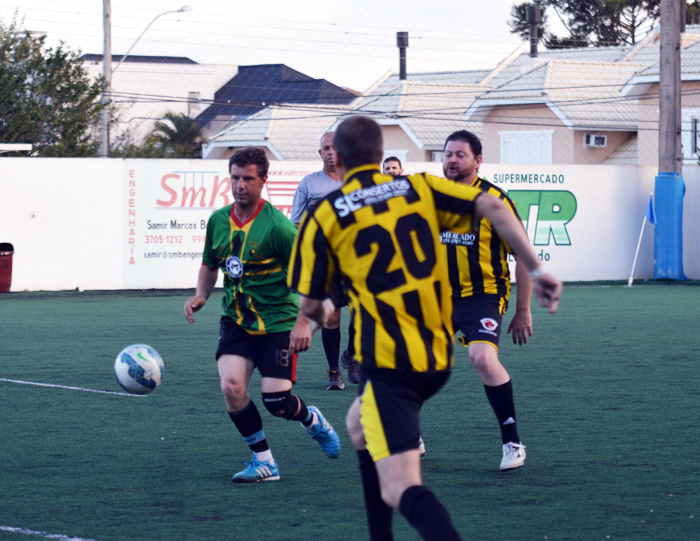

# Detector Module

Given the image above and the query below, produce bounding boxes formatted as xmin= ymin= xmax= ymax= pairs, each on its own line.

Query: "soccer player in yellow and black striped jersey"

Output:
xmin=289 ymin=116 xmax=562 ymax=541
xmin=442 ymin=130 xmax=533 ymax=471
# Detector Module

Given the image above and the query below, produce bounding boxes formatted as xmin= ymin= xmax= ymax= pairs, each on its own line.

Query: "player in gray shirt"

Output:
xmin=290 ymin=132 xmax=360 ymax=390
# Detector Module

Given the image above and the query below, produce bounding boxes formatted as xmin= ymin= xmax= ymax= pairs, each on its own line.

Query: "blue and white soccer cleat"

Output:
xmin=231 ymin=455 xmax=280 ymax=483
xmin=305 ymin=405 xmax=341 ymax=458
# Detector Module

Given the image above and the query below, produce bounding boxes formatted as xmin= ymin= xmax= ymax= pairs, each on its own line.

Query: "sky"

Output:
xmin=0 ymin=0 xmax=538 ymax=92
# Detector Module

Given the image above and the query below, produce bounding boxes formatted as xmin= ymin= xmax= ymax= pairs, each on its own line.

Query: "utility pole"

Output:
xmin=658 ymin=0 xmax=681 ymax=173
xmin=654 ymin=0 xmax=686 ymax=280
xmin=100 ymin=0 xmax=111 ymax=158
xmin=397 ymin=32 xmax=408 ymax=80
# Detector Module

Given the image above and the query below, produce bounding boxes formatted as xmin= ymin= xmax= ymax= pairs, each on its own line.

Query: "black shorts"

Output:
xmin=358 ymin=368 xmax=450 ymax=461
xmin=216 ymin=317 xmax=297 ymax=383
xmin=452 ymin=294 xmax=508 ymax=349
xmin=326 ymin=270 xmax=348 ymax=309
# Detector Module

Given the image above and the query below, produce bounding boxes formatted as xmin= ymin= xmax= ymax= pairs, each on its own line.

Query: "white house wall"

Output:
xmin=2 ymin=159 xmax=699 ymax=291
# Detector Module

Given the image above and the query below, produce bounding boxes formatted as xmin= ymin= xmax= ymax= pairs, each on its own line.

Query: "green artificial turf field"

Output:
xmin=0 ymin=282 xmax=698 ymax=540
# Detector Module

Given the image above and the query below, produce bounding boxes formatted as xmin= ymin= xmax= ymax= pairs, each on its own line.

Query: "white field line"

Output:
xmin=0 ymin=378 xmax=143 ymax=397
xmin=0 ymin=525 xmax=100 ymax=541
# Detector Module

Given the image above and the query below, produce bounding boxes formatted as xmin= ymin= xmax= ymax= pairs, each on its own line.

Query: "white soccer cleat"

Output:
xmin=500 ymin=442 xmax=526 ymax=471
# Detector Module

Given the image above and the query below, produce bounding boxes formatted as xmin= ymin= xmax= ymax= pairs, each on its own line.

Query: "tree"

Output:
xmin=509 ymin=0 xmax=661 ymax=48
xmin=0 ymin=18 xmax=104 ymax=156
xmin=148 ymin=112 xmax=205 ymax=159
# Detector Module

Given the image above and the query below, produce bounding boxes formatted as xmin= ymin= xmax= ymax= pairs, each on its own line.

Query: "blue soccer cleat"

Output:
xmin=304 ymin=405 xmax=341 ymax=458
xmin=231 ymin=455 xmax=280 ymax=483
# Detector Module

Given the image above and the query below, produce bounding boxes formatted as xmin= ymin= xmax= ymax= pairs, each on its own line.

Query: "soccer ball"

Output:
xmin=114 ymin=344 xmax=164 ymax=395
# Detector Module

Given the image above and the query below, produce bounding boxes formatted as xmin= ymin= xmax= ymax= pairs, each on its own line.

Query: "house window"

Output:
xmin=499 ymin=130 xmax=554 ymax=164
xmin=188 ymin=92 xmax=201 ymax=117
xmin=681 ymin=108 xmax=700 ymax=162
xmin=431 ymin=151 xmax=444 ymax=162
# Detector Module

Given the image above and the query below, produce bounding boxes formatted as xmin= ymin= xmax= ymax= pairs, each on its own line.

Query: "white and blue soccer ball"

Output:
xmin=114 ymin=344 xmax=164 ymax=395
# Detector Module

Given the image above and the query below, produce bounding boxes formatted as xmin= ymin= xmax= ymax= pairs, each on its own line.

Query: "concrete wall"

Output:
xmin=2 ymin=158 xmax=699 ymax=291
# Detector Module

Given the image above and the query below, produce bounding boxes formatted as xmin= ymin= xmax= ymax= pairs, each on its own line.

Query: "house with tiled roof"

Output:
xmin=622 ymin=27 xmax=700 ymax=166
xmin=465 ymin=58 xmax=644 ymax=164
xmin=348 ymin=71 xmax=484 ymax=163
xmin=196 ymin=64 xmax=356 ymax=139
xmin=201 ymin=104 xmax=343 ymax=160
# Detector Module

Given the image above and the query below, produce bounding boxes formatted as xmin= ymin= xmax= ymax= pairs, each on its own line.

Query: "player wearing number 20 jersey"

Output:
xmin=288 ymin=164 xmax=484 ymax=374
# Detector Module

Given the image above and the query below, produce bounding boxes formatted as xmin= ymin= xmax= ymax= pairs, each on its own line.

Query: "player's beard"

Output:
xmin=443 ymin=165 xmax=467 ymax=182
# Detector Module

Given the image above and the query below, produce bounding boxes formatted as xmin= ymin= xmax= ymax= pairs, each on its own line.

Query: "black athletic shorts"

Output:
xmin=358 ymin=368 xmax=450 ymax=461
xmin=216 ymin=317 xmax=297 ymax=383
xmin=452 ymin=294 xmax=508 ymax=349
xmin=326 ymin=269 xmax=348 ymax=309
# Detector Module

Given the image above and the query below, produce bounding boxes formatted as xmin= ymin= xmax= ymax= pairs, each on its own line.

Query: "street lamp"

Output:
xmin=100 ymin=4 xmax=193 ymax=157
xmin=113 ymin=6 xmax=193 ymax=73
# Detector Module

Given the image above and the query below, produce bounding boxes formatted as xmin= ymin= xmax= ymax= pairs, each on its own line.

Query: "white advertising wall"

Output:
xmin=1 ymin=158 xmax=699 ymax=291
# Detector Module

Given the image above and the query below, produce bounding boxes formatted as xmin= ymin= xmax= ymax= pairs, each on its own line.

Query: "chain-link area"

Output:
xmin=0 ymin=1 xmax=698 ymax=165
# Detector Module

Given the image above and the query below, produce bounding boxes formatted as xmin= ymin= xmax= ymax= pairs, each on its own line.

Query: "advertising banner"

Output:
xmin=123 ymin=160 xmax=319 ymax=289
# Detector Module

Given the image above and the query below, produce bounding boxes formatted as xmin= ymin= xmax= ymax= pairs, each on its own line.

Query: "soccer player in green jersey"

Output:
xmin=184 ymin=147 xmax=341 ymax=483
xmin=289 ymin=116 xmax=562 ymax=540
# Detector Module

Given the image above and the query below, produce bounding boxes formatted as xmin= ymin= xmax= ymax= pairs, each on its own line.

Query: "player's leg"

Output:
xmin=258 ymin=332 xmax=341 ymax=458
xmin=340 ymin=320 xmax=360 ymax=384
xmin=455 ymin=296 xmax=525 ymax=470
xmin=322 ymin=307 xmax=344 ymax=390
xmin=218 ymin=353 xmax=279 ymax=482
xmin=216 ymin=317 xmax=279 ymax=482
xmin=358 ymin=370 xmax=462 ymax=541
xmin=347 ymin=398 xmax=394 ymax=540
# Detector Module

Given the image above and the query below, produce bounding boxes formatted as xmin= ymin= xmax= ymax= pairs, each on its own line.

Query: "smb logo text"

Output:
xmin=507 ymin=190 xmax=576 ymax=246
xmin=156 ymin=172 xmax=231 ymax=209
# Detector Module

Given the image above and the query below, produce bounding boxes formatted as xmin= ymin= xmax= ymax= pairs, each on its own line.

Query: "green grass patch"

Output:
xmin=0 ymin=283 xmax=698 ymax=540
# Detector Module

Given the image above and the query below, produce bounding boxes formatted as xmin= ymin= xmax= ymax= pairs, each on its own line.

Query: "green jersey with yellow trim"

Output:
xmin=202 ymin=200 xmax=299 ymax=334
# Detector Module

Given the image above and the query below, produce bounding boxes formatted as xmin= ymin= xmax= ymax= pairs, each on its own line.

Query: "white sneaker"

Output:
xmin=500 ymin=442 xmax=526 ymax=471
xmin=418 ymin=436 xmax=426 ymax=458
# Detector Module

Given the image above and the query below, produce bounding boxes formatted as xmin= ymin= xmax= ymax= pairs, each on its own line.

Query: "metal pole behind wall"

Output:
xmin=526 ymin=5 xmax=540 ymax=58
xmin=397 ymin=32 xmax=408 ymax=80
xmin=100 ymin=0 xmax=111 ymax=158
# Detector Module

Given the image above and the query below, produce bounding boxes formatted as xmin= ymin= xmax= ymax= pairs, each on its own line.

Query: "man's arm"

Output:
xmin=507 ymin=262 xmax=533 ymax=345
xmin=183 ymin=265 xmax=218 ymax=323
xmin=298 ymin=296 xmax=336 ymax=328
xmin=476 ymin=194 xmax=562 ymax=313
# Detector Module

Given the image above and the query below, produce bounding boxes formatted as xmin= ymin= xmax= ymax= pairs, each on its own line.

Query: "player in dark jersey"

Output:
xmin=288 ymin=116 xmax=562 ymax=541
xmin=442 ymin=130 xmax=532 ymax=471
xmin=184 ymin=147 xmax=340 ymax=483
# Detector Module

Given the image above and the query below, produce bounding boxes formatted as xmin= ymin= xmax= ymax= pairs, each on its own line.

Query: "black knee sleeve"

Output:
xmin=262 ymin=390 xmax=300 ymax=419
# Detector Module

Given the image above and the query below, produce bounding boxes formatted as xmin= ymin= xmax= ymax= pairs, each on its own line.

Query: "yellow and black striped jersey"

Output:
xmin=288 ymin=164 xmax=484 ymax=373
xmin=441 ymin=175 xmax=521 ymax=301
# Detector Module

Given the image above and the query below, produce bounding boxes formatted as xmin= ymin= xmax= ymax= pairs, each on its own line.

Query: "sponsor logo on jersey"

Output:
xmin=440 ymin=231 xmax=476 ymax=246
xmin=333 ymin=179 xmax=411 ymax=217
xmin=225 ymin=256 xmax=244 ymax=278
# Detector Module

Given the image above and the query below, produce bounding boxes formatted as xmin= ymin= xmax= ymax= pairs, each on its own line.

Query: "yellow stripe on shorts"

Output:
xmin=360 ymin=380 xmax=391 ymax=461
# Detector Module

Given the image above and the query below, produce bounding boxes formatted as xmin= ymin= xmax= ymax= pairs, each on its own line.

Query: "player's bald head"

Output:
xmin=333 ymin=116 xmax=383 ymax=171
